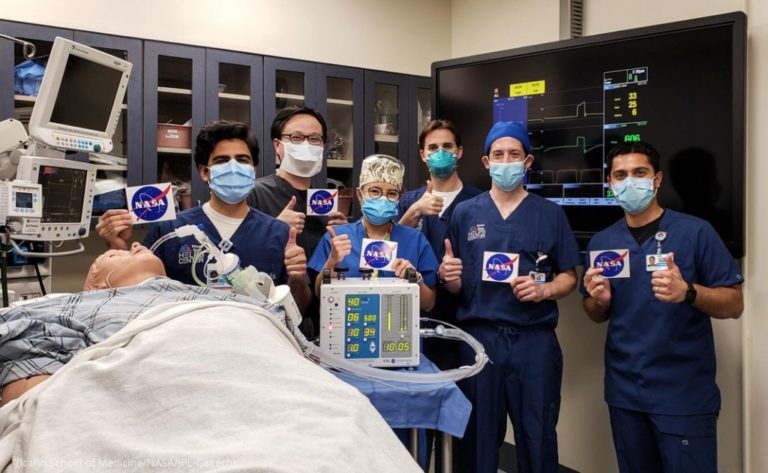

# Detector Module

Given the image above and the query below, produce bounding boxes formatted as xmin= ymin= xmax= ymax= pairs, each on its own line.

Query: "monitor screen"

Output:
xmin=434 ymin=12 xmax=745 ymax=257
xmin=50 ymin=55 xmax=124 ymax=132
xmin=38 ymin=165 xmax=88 ymax=224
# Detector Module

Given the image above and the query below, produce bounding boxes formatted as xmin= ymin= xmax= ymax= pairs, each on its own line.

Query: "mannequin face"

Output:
xmin=84 ymin=242 xmax=166 ymax=290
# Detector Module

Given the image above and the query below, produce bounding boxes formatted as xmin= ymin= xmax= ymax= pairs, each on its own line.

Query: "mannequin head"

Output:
xmin=84 ymin=242 xmax=166 ymax=291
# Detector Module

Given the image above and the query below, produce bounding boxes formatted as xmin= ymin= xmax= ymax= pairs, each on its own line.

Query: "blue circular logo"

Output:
xmin=363 ymin=241 xmax=393 ymax=269
xmin=309 ymin=190 xmax=335 ymax=215
xmin=485 ymin=253 xmax=515 ymax=281
xmin=593 ymin=250 xmax=627 ymax=277
xmin=131 ymin=185 xmax=171 ymax=222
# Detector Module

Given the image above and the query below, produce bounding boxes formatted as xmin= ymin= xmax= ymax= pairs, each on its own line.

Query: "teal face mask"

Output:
xmin=208 ymin=160 xmax=255 ymax=204
xmin=362 ymin=197 xmax=398 ymax=225
xmin=611 ymin=176 xmax=657 ymax=214
xmin=489 ymin=160 xmax=526 ymax=191
xmin=426 ymin=148 xmax=458 ymax=178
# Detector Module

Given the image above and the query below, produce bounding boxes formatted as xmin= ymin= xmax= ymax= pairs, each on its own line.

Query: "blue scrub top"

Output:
xmin=144 ymin=206 xmax=290 ymax=286
xmin=398 ymin=183 xmax=483 ymax=321
xmin=448 ymin=192 xmax=580 ymax=327
xmin=580 ymin=209 xmax=743 ymax=415
xmin=308 ymin=220 xmax=439 ymax=286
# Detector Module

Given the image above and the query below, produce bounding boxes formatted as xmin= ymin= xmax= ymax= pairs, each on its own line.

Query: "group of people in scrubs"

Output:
xmin=94 ymin=106 xmax=743 ymax=473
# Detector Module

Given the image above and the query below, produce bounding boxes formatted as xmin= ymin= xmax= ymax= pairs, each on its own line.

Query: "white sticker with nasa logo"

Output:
xmin=359 ymin=238 xmax=398 ymax=271
xmin=589 ymin=249 xmax=631 ymax=278
xmin=307 ymin=189 xmax=338 ymax=216
xmin=125 ymin=182 xmax=176 ymax=224
xmin=482 ymin=251 xmax=520 ymax=283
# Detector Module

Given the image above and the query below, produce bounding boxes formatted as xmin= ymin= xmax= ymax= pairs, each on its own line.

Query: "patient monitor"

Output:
xmin=28 ymin=37 xmax=132 ymax=154
xmin=319 ymin=271 xmax=421 ymax=368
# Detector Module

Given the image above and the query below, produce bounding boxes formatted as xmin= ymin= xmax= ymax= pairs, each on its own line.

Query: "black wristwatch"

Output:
xmin=684 ymin=281 xmax=698 ymax=304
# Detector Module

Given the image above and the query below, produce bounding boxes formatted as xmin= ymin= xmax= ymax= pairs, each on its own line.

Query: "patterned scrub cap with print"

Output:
xmin=359 ymin=154 xmax=405 ymax=190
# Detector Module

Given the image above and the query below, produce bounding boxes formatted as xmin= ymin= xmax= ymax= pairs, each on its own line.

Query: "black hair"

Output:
xmin=606 ymin=140 xmax=661 ymax=174
xmin=418 ymin=119 xmax=462 ymax=150
xmin=270 ymin=105 xmax=328 ymax=142
xmin=194 ymin=120 xmax=259 ymax=168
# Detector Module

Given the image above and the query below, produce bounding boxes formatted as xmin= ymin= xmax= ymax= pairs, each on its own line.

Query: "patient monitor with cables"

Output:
xmin=319 ymin=271 xmax=421 ymax=368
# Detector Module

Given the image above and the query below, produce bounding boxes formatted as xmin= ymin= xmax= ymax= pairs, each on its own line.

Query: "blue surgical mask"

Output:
xmin=489 ymin=160 xmax=527 ymax=191
xmin=208 ymin=160 xmax=255 ymax=204
xmin=426 ymin=148 xmax=457 ymax=178
xmin=362 ymin=197 xmax=398 ymax=225
xmin=611 ymin=176 xmax=657 ymax=214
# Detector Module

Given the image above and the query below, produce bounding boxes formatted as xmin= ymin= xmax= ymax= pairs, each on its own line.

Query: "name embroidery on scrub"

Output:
xmin=467 ymin=224 xmax=486 ymax=241
xmin=178 ymin=243 xmax=204 ymax=265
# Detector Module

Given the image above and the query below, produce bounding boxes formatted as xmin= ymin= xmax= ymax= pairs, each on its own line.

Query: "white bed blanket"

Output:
xmin=0 ymin=301 xmax=421 ymax=472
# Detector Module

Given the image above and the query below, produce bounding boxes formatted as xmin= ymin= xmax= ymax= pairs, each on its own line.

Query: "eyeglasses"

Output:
xmin=280 ymin=133 xmax=324 ymax=146
xmin=365 ymin=186 xmax=400 ymax=202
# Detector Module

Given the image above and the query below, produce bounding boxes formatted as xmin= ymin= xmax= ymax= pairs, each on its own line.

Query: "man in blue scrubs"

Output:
xmin=309 ymin=154 xmax=438 ymax=312
xmin=397 ymin=119 xmax=483 ymax=472
xmin=581 ymin=141 xmax=743 ymax=473
xmin=441 ymin=121 xmax=580 ymax=473
xmin=95 ymin=121 xmax=311 ymax=313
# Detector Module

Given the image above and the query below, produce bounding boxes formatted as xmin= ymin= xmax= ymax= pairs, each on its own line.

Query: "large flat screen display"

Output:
xmin=434 ymin=12 xmax=745 ymax=257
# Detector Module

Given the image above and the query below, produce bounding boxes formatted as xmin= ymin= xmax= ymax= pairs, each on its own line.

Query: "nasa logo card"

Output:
xmin=590 ymin=249 xmax=631 ymax=278
xmin=307 ymin=189 xmax=338 ymax=216
xmin=482 ymin=251 xmax=520 ymax=283
xmin=360 ymin=238 xmax=398 ymax=271
xmin=126 ymin=183 xmax=176 ymax=224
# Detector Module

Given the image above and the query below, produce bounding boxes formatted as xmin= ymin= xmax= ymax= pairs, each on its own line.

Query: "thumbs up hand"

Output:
xmin=326 ymin=226 xmax=352 ymax=268
xmin=284 ymin=226 xmax=307 ymax=280
xmin=414 ymin=180 xmax=444 ymax=218
xmin=438 ymin=239 xmax=463 ymax=283
xmin=277 ymin=195 xmax=306 ymax=234
xmin=650 ymin=253 xmax=688 ymax=303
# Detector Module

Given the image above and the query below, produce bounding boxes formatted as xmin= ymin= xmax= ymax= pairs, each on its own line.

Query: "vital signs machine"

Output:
xmin=319 ymin=270 xmax=421 ymax=368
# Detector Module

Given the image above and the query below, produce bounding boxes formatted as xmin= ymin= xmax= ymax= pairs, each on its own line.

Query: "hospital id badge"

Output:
xmin=482 ymin=251 xmax=520 ymax=283
xmin=589 ymin=249 xmax=630 ymax=278
xmin=529 ymin=271 xmax=546 ymax=284
xmin=646 ymin=253 xmax=669 ymax=272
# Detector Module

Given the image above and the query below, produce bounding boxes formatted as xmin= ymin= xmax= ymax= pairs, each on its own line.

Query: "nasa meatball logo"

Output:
xmin=482 ymin=251 xmax=519 ymax=283
xmin=360 ymin=238 xmax=398 ymax=271
xmin=308 ymin=189 xmax=337 ymax=215
xmin=125 ymin=182 xmax=177 ymax=224
xmin=363 ymin=241 xmax=393 ymax=269
xmin=590 ymin=249 xmax=631 ymax=278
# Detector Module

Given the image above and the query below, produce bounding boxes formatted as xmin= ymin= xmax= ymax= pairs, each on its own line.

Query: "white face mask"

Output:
xmin=279 ymin=141 xmax=324 ymax=177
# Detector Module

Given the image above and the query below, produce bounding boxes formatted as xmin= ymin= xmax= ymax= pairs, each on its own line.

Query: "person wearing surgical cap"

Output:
xmin=439 ymin=121 xmax=581 ymax=473
xmin=308 ymin=154 xmax=438 ymax=311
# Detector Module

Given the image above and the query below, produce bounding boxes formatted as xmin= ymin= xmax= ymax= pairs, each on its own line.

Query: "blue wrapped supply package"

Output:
xmin=14 ymin=59 xmax=46 ymax=96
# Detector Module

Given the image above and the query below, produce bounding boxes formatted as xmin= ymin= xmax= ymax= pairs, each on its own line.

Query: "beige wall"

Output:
xmin=744 ymin=1 xmax=768 ymax=472
xmin=0 ymin=0 xmax=451 ymax=76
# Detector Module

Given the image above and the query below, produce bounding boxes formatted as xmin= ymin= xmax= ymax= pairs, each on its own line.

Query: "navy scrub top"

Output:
xmin=308 ymin=219 xmax=438 ymax=286
xmin=448 ymin=192 xmax=581 ymax=327
xmin=581 ymin=209 xmax=743 ymax=415
xmin=144 ymin=206 xmax=290 ymax=285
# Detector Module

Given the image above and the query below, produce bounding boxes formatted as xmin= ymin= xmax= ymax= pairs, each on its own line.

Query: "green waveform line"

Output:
xmin=532 ymin=136 xmax=604 ymax=154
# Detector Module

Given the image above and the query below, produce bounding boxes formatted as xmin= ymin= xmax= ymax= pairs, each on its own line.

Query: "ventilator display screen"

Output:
xmin=344 ymin=293 xmax=413 ymax=360
xmin=434 ymin=13 xmax=745 ymax=257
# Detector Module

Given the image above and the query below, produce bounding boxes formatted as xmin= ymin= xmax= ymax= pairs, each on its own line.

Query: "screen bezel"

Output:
xmin=28 ymin=36 xmax=131 ymax=143
xmin=432 ymin=12 xmax=746 ymax=258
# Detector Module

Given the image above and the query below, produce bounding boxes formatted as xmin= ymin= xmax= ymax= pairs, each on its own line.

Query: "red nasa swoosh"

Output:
xmin=321 ymin=191 xmax=338 ymax=204
xmin=607 ymin=250 xmax=629 ymax=265
xmin=135 ymin=184 xmax=172 ymax=221
xmin=498 ymin=255 xmax=519 ymax=268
